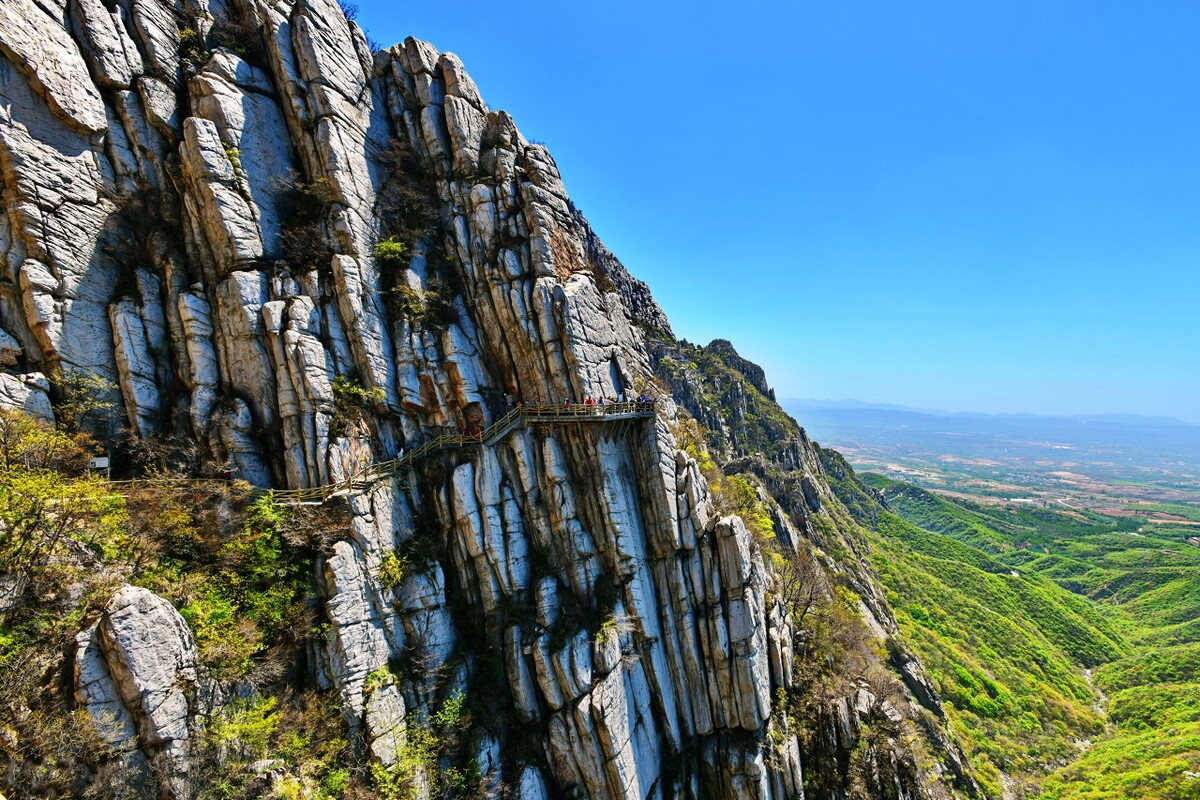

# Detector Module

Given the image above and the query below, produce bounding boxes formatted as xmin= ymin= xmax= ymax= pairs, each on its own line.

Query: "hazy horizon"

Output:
xmin=355 ymin=0 xmax=1200 ymax=423
xmin=782 ymin=397 xmax=1200 ymax=426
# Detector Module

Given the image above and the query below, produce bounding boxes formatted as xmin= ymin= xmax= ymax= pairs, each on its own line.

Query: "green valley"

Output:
xmin=842 ymin=466 xmax=1200 ymax=798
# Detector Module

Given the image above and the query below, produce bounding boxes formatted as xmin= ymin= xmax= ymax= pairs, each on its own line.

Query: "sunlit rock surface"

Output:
xmin=0 ymin=1 xmax=978 ymax=797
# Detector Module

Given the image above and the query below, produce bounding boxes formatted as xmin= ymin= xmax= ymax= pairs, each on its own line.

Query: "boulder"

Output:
xmin=98 ymin=586 xmax=200 ymax=797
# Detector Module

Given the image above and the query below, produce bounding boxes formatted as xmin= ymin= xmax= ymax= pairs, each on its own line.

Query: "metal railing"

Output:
xmin=519 ymin=400 xmax=654 ymax=419
xmin=109 ymin=401 xmax=656 ymax=506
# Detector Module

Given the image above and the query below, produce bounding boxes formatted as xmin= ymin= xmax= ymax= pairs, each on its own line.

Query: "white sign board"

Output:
xmin=88 ymin=457 xmax=110 ymax=469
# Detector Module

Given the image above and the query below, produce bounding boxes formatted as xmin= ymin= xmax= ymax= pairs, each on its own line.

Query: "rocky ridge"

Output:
xmin=1 ymin=2 xmax=974 ymax=798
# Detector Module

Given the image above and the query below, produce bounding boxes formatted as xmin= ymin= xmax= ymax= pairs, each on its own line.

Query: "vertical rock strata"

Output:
xmin=0 ymin=2 xmax=964 ymax=798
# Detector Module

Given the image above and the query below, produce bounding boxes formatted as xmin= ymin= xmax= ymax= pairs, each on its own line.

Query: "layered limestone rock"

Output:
xmin=75 ymin=586 xmax=210 ymax=798
xmin=0 ymin=2 xmax=971 ymax=798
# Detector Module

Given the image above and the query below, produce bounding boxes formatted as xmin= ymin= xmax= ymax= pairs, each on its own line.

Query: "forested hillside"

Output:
xmin=863 ymin=473 xmax=1200 ymax=799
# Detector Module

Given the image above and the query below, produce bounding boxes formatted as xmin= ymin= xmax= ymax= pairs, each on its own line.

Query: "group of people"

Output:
xmin=565 ymin=393 xmax=653 ymax=409
xmin=500 ymin=392 xmax=654 ymax=412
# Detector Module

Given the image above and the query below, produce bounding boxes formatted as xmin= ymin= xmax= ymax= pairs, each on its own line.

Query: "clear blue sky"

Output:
xmin=355 ymin=1 xmax=1200 ymax=423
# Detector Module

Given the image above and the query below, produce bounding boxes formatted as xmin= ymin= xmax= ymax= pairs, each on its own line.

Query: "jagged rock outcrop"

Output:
xmin=0 ymin=2 xmax=977 ymax=798
xmin=75 ymin=586 xmax=211 ymax=798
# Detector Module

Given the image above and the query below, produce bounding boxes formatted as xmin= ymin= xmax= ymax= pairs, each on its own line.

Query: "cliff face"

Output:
xmin=1 ymin=2 xmax=973 ymax=798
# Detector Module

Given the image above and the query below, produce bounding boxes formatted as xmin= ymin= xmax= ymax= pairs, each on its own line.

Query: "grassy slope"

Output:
xmin=864 ymin=473 xmax=1200 ymax=799
xmin=868 ymin=514 xmax=1118 ymax=796
xmin=817 ymin=457 xmax=1124 ymax=797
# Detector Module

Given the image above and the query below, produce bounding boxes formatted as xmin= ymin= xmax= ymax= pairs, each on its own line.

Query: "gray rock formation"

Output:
xmin=0 ymin=2 xmax=975 ymax=798
xmin=76 ymin=586 xmax=208 ymax=798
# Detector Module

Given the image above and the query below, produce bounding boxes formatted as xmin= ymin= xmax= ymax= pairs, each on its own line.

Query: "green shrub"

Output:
xmin=51 ymin=370 xmax=119 ymax=435
xmin=369 ymin=691 xmax=471 ymax=799
xmin=673 ymin=417 xmax=776 ymax=541
xmin=181 ymin=590 xmax=259 ymax=679
xmin=594 ymin=615 xmax=622 ymax=647
xmin=386 ymin=282 xmax=459 ymax=330
xmin=221 ymin=141 xmax=243 ymax=177
xmin=375 ymin=237 xmax=409 ymax=266
xmin=194 ymin=691 xmax=352 ymax=799
xmin=179 ymin=27 xmax=207 ymax=67
xmin=321 ymin=768 xmax=351 ymax=796
xmin=378 ymin=552 xmax=408 ymax=589
xmin=711 ymin=474 xmax=775 ymax=541
xmin=169 ymin=494 xmax=312 ymax=680
xmin=208 ymin=696 xmax=280 ymax=756
xmin=390 ymin=285 xmax=425 ymax=321
xmin=365 ymin=666 xmax=393 ymax=692
xmin=0 ymin=409 xmax=346 ymax=797
xmin=331 ymin=375 xmax=386 ymax=436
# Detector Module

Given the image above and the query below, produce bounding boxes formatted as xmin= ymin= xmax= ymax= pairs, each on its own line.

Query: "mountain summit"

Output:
xmin=0 ymin=2 xmax=978 ymax=797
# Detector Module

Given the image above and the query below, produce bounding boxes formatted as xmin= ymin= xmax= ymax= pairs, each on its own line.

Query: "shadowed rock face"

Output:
xmin=0 ymin=2 xmax=974 ymax=798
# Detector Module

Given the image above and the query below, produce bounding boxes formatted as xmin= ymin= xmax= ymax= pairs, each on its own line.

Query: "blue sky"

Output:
xmin=354 ymin=1 xmax=1200 ymax=422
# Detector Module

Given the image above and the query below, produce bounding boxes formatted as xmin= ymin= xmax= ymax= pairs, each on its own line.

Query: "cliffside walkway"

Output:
xmin=275 ymin=400 xmax=657 ymax=505
xmin=109 ymin=401 xmax=657 ymax=506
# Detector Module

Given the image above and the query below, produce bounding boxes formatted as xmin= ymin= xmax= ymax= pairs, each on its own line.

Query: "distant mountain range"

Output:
xmin=784 ymin=399 xmax=1195 ymax=428
xmin=779 ymin=399 xmax=1200 ymax=471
